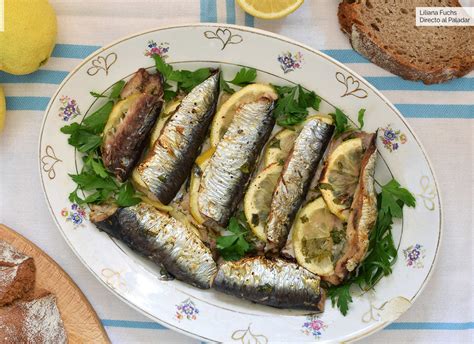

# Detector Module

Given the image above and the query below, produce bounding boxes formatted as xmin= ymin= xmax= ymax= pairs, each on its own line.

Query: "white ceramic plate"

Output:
xmin=39 ymin=24 xmax=441 ymax=343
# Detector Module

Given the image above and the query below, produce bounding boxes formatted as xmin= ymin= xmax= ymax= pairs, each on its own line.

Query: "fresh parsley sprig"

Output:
xmin=271 ymin=84 xmax=321 ymax=127
xmin=220 ymin=67 xmax=258 ymax=94
xmin=327 ymin=179 xmax=416 ymax=315
xmin=330 ymin=107 xmax=366 ymax=135
xmin=217 ymin=213 xmax=253 ymax=261
xmin=61 ymin=81 xmax=141 ymax=207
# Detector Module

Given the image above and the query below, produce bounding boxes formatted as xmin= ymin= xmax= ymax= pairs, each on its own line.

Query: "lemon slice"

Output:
xmin=0 ymin=86 xmax=5 ymax=131
xmin=103 ymin=93 xmax=141 ymax=137
xmin=236 ymin=0 xmax=304 ymax=19
xmin=189 ymin=148 xmax=216 ymax=224
xmin=320 ymin=138 xmax=363 ymax=221
xmin=149 ymin=96 xmax=183 ymax=146
xmin=244 ymin=163 xmax=283 ymax=241
xmin=264 ymin=129 xmax=297 ymax=168
xmin=293 ymin=197 xmax=345 ymax=276
xmin=263 ymin=114 xmax=333 ymax=168
xmin=210 ymin=84 xmax=278 ymax=147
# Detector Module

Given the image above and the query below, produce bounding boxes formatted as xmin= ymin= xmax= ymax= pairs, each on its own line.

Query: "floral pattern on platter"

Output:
xmin=301 ymin=315 xmax=327 ymax=339
xmin=144 ymin=40 xmax=170 ymax=58
xmin=278 ymin=51 xmax=303 ymax=73
xmin=175 ymin=298 xmax=199 ymax=321
xmin=403 ymin=244 xmax=426 ymax=268
xmin=60 ymin=203 xmax=87 ymax=228
xmin=379 ymin=126 xmax=407 ymax=152
xmin=58 ymin=96 xmax=81 ymax=121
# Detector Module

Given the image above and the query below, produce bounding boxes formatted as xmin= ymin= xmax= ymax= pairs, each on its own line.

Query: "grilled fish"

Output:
xmin=198 ymin=96 xmax=276 ymax=227
xmin=137 ymin=71 xmax=220 ymax=204
xmin=102 ymin=69 xmax=163 ymax=181
xmin=265 ymin=119 xmax=334 ymax=253
xmin=324 ymin=133 xmax=377 ymax=285
xmin=90 ymin=202 xmax=217 ymax=289
xmin=213 ymin=256 xmax=325 ymax=311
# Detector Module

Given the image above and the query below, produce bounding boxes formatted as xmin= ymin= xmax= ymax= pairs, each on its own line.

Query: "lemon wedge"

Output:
xmin=236 ymin=0 xmax=304 ymax=19
xmin=189 ymin=148 xmax=216 ymax=224
xmin=263 ymin=114 xmax=333 ymax=168
xmin=244 ymin=163 xmax=283 ymax=241
xmin=210 ymin=84 xmax=278 ymax=147
xmin=0 ymin=86 xmax=5 ymax=131
xmin=149 ymin=96 xmax=183 ymax=146
xmin=320 ymin=138 xmax=363 ymax=221
xmin=293 ymin=197 xmax=345 ymax=276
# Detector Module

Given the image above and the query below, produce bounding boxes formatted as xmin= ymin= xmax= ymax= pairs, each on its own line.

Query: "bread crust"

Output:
xmin=338 ymin=0 xmax=474 ymax=84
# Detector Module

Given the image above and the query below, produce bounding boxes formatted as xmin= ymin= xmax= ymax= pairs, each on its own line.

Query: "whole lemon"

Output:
xmin=0 ymin=86 xmax=5 ymax=131
xmin=0 ymin=0 xmax=57 ymax=75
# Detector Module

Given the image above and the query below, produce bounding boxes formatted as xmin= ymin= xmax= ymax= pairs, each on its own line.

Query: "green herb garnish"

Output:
xmin=357 ymin=108 xmax=366 ymax=129
xmin=219 ymin=67 xmax=258 ymax=94
xmin=217 ymin=215 xmax=253 ymax=261
xmin=272 ymin=84 xmax=321 ymax=127
xmin=327 ymin=179 xmax=416 ymax=315
xmin=61 ymin=81 xmax=141 ymax=206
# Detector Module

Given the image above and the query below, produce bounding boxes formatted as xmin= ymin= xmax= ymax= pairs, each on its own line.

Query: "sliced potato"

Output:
xmin=244 ymin=163 xmax=283 ymax=241
xmin=293 ymin=197 xmax=345 ymax=276
xmin=210 ymin=83 xmax=278 ymax=146
xmin=320 ymin=138 xmax=363 ymax=222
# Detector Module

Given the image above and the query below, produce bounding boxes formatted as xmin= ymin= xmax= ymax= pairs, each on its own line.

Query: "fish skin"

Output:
xmin=323 ymin=133 xmax=377 ymax=285
xmin=102 ymin=69 xmax=163 ymax=182
xmin=213 ymin=256 xmax=325 ymax=311
xmin=137 ymin=71 xmax=220 ymax=204
xmin=198 ymin=97 xmax=276 ymax=227
xmin=91 ymin=202 xmax=217 ymax=289
xmin=265 ymin=119 xmax=334 ymax=253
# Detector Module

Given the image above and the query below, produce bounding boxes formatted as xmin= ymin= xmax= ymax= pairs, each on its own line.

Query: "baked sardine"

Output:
xmin=266 ymin=118 xmax=334 ymax=253
xmin=324 ymin=133 xmax=378 ymax=285
xmin=90 ymin=202 xmax=217 ymax=289
xmin=102 ymin=69 xmax=163 ymax=181
xmin=213 ymin=256 xmax=325 ymax=311
xmin=137 ymin=71 xmax=220 ymax=204
xmin=198 ymin=96 xmax=276 ymax=227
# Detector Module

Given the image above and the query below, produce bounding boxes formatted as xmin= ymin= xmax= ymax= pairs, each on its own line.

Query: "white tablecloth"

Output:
xmin=0 ymin=0 xmax=472 ymax=343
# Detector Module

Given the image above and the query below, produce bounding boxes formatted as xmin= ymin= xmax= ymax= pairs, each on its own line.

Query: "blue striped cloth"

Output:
xmin=0 ymin=1 xmax=472 ymax=343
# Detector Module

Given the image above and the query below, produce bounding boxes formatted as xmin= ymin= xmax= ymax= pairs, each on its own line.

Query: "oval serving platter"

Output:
xmin=39 ymin=23 xmax=441 ymax=343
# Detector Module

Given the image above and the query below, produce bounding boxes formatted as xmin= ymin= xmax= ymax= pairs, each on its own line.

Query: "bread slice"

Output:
xmin=0 ymin=290 xmax=67 ymax=344
xmin=338 ymin=0 xmax=474 ymax=84
xmin=0 ymin=241 xmax=36 ymax=306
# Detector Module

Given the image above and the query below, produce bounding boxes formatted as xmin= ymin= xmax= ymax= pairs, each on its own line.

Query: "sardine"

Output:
xmin=90 ymin=202 xmax=217 ymax=289
xmin=137 ymin=71 xmax=220 ymax=204
xmin=102 ymin=69 xmax=163 ymax=181
xmin=213 ymin=256 xmax=325 ymax=311
xmin=324 ymin=134 xmax=377 ymax=285
xmin=198 ymin=96 xmax=276 ymax=227
xmin=265 ymin=119 xmax=334 ymax=253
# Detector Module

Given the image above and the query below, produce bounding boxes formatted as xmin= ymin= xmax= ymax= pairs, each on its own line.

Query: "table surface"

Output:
xmin=0 ymin=1 xmax=472 ymax=343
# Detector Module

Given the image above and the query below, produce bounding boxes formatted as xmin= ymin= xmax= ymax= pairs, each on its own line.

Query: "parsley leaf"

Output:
xmin=272 ymin=84 xmax=322 ymax=127
xmin=229 ymin=67 xmax=257 ymax=87
xmin=330 ymin=108 xmax=351 ymax=135
xmin=69 ymin=172 xmax=117 ymax=191
xmin=219 ymin=73 xmax=235 ymax=94
xmin=90 ymin=91 xmax=106 ymax=98
xmin=327 ymin=178 xmax=416 ymax=315
xmin=153 ymin=54 xmax=173 ymax=79
xmin=217 ymin=216 xmax=253 ymax=261
xmin=358 ymin=108 xmax=365 ymax=129
xmin=109 ymin=80 xmax=126 ymax=100
xmin=327 ymin=284 xmax=352 ymax=316
xmin=82 ymin=101 xmax=114 ymax=134
xmin=116 ymin=182 xmax=141 ymax=207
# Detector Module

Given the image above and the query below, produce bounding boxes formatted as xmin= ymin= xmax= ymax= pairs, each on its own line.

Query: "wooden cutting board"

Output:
xmin=0 ymin=224 xmax=109 ymax=343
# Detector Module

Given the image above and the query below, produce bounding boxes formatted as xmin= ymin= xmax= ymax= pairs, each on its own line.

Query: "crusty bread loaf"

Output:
xmin=0 ymin=241 xmax=36 ymax=306
xmin=0 ymin=290 xmax=67 ymax=344
xmin=338 ymin=0 xmax=474 ymax=84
